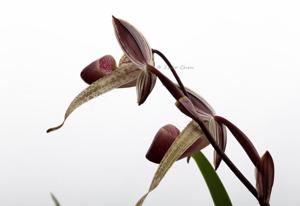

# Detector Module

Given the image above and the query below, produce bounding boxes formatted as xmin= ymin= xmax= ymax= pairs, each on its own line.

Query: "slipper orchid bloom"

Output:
xmin=47 ymin=16 xmax=274 ymax=206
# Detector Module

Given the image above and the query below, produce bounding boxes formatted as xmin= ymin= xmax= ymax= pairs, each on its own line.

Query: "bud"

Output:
xmin=256 ymin=151 xmax=275 ymax=205
xmin=81 ymin=55 xmax=117 ymax=84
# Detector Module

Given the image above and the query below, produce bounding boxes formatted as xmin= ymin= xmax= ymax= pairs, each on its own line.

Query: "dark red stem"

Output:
xmin=152 ymin=49 xmax=188 ymax=96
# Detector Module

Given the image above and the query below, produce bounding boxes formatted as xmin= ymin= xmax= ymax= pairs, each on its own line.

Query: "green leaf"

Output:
xmin=47 ymin=63 xmax=140 ymax=133
xmin=50 ymin=193 xmax=61 ymax=206
xmin=192 ymin=151 xmax=232 ymax=206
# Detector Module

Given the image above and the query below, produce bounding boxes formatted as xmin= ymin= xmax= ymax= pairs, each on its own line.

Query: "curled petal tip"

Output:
xmin=47 ymin=120 xmax=65 ymax=133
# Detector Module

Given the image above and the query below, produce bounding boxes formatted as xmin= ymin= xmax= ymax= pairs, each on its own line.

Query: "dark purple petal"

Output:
xmin=112 ymin=16 xmax=153 ymax=68
xmin=81 ymin=55 xmax=116 ymax=84
xmin=214 ymin=115 xmax=260 ymax=167
xmin=213 ymin=123 xmax=227 ymax=170
xmin=185 ymin=87 xmax=215 ymax=115
xmin=256 ymin=151 xmax=275 ymax=205
xmin=136 ymin=71 xmax=157 ymax=105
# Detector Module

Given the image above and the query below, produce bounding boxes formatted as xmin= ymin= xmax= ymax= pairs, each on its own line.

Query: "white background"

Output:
xmin=0 ymin=0 xmax=299 ymax=205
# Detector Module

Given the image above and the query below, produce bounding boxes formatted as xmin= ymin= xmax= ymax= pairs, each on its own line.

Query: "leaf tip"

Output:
xmin=112 ymin=15 xmax=120 ymax=28
xmin=47 ymin=121 xmax=65 ymax=133
xmin=50 ymin=193 xmax=61 ymax=206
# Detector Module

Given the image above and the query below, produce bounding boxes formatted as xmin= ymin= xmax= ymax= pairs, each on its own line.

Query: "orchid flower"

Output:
xmin=79 ymin=17 xmax=227 ymax=169
xmin=47 ymin=16 xmax=274 ymax=206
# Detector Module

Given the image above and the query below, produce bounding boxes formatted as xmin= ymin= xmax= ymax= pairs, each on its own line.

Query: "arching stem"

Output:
xmin=152 ymin=49 xmax=188 ymax=96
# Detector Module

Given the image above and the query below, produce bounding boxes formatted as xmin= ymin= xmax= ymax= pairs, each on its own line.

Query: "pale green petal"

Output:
xmin=47 ymin=64 xmax=140 ymax=133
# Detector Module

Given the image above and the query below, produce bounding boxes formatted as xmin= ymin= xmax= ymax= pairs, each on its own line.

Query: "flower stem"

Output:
xmin=152 ymin=49 xmax=188 ymax=96
xmin=189 ymin=108 xmax=259 ymax=200
xmin=147 ymin=65 xmax=267 ymax=205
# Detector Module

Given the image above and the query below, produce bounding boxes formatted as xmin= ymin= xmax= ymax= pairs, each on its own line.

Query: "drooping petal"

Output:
xmin=81 ymin=55 xmax=117 ymax=84
xmin=136 ymin=71 xmax=157 ymax=105
xmin=256 ymin=151 xmax=275 ymax=205
xmin=137 ymin=121 xmax=205 ymax=206
xmin=214 ymin=115 xmax=260 ymax=167
xmin=47 ymin=63 xmax=141 ymax=133
xmin=112 ymin=16 xmax=153 ymax=68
